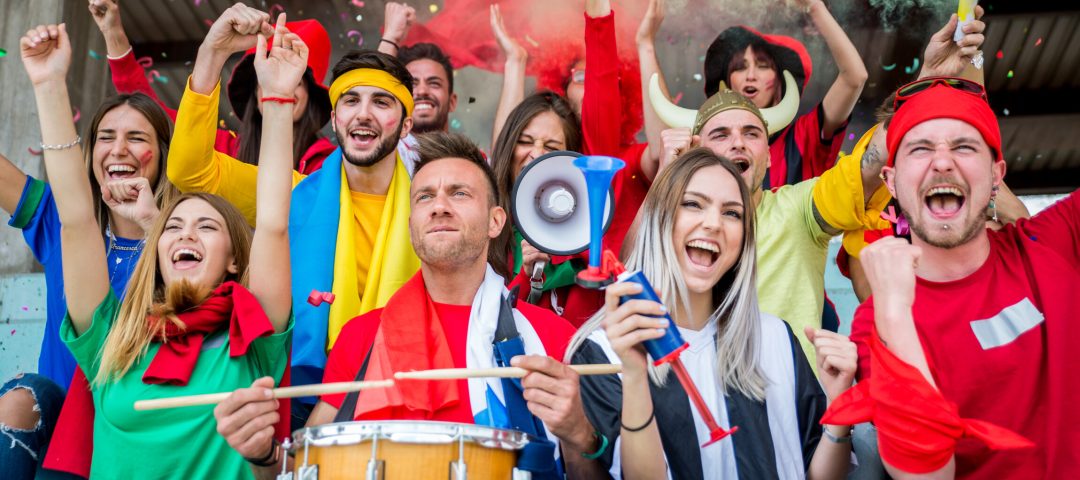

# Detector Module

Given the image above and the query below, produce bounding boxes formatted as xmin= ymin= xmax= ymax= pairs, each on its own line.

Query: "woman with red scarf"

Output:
xmin=20 ymin=14 xmax=301 ymax=478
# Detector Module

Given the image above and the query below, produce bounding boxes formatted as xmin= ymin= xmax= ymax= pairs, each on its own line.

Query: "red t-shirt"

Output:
xmin=321 ymin=301 xmax=578 ymax=423
xmin=850 ymin=191 xmax=1080 ymax=478
xmin=765 ymin=105 xmax=847 ymax=189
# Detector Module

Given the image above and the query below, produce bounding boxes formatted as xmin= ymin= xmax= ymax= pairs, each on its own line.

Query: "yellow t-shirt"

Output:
xmin=351 ymin=190 xmax=387 ymax=296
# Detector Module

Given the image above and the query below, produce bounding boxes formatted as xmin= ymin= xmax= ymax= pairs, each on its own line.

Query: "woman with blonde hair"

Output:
xmin=17 ymin=14 xmax=303 ymax=478
xmin=567 ymin=148 xmax=858 ymax=479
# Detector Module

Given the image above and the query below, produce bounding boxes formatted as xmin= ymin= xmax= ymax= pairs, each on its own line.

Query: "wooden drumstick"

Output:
xmin=133 ymin=379 xmax=396 ymax=411
xmin=394 ymin=364 xmax=622 ymax=380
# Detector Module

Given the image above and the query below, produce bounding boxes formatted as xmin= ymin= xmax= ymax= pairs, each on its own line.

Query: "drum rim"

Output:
xmin=288 ymin=420 xmax=535 ymax=451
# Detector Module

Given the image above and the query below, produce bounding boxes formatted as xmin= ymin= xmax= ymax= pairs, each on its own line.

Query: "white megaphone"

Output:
xmin=511 ymin=151 xmax=616 ymax=256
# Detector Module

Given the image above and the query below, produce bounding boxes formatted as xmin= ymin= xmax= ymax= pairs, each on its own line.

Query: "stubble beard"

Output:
xmin=338 ymin=122 xmax=404 ymax=167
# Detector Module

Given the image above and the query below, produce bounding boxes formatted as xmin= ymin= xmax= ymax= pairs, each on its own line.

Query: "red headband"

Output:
xmin=886 ymin=85 xmax=1002 ymax=167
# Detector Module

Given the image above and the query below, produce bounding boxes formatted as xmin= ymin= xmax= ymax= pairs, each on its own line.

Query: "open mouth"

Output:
xmin=742 ymin=86 xmax=759 ymax=98
xmin=105 ymin=164 xmax=138 ymax=180
xmin=924 ymin=186 xmax=966 ymax=219
xmin=414 ymin=100 xmax=435 ymax=113
xmin=171 ymin=248 xmax=204 ymax=270
xmin=729 ymin=157 xmax=751 ymax=173
xmin=685 ymin=239 xmax=720 ymax=268
xmin=348 ymin=127 xmax=379 ymax=148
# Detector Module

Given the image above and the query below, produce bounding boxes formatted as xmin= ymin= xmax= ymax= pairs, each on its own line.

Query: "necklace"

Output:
xmin=106 ymin=226 xmax=145 ymax=282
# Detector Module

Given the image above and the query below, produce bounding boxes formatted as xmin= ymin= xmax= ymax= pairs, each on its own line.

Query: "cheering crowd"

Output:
xmin=0 ymin=0 xmax=1076 ymax=478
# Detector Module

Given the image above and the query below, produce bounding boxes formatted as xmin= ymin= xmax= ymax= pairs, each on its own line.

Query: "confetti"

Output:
xmin=356 ymin=14 xmax=363 ymax=21
xmin=351 ymin=0 xmax=365 ymax=7
xmin=1007 ymin=70 xmax=1014 ymax=78
xmin=204 ymin=19 xmax=214 ymax=27
xmin=524 ymin=35 xmax=539 ymax=48
xmin=450 ymin=118 xmax=462 ymax=129
xmin=882 ymin=63 xmax=897 ymax=71
xmin=137 ymin=56 xmax=154 ymax=68
xmin=672 ymin=91 xmax=684 ymax=104
xmin=88 ymin=49 xmax=101 ymax=60
xmin=269 ymin=4 xmax=285 ymax=18
xmin=692 ymin=73 xmax=702 ymax=81
xmin=848 ymin=133 xmax=855 ymax=140
xmin=468 ymin=96 xmax=476 ymax=104
xmin=28 ymin=147 xmax=43 ymax=156
xmin=995 ymin=50 xmax=1003 ymax=59
xmin=903 ymin=58 xmax=920 ymax=75
xmin=1035 ymin=38 xmax=1043 ymax=47
xmin=219 ymin=119 xmax=227 ymax=128
xmin=194 ymin=0 xmax=202 ymax=5
xmin=161 ymin=52 xmax=168 ymax=58
xmin=147 ymin=69 xmax=168 ymax=84
xmin=10 ymin=329 xmax=15 ymax=335
xmin=73 ymin=107 xmax=81 ymax=123
xmin=307 ymin=289 xmax=336 ymax=307
xmin=347 ymin=30 xmax=364 ymax=47
xmin=429 ymin=4 xmax=439 ymax=13
xmin=1003 ymin=108 xmax=1010 ymax=116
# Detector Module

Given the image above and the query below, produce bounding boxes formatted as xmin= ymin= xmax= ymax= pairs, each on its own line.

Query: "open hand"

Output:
xmin=203 ymin=2 xmax=273 ymax=55
xmin=490 ymin=4 xmax=526 ymax=61
xmin=920 ymin=6 xmax=986 ymax=78
xmin=254 ymin=14 xmax=309 ymax=99
xmin=21 ymin=24 xmax=72 ymax=86
xmin=805 ymin=327 xmax=857 ymax=402
xmin=382 ymin=2 xmax=416 ymax=46
xmin=88 ymin=0 xmax=122 ymax=34
xmin=102 ymin=177 xmax=159 ymax=231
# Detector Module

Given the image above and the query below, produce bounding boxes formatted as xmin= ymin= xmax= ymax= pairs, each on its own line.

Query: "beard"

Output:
xmin=337 ymin=121 xmax=403 ymax=167
xmin=411 ymin=96 xmax=450 ymax=133
xmin=898 ymin=180 xmax=987 ymax=249
xmin=411 ymin=227 xmax=487 ymax=271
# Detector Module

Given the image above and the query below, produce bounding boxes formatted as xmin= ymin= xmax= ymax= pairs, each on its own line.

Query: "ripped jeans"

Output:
xmin=0 ymin=373 xmax=81 ymax=479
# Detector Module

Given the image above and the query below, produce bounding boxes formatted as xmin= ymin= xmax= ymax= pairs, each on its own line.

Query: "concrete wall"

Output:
xmin=0 ymin=1 xmax=112 ymax=274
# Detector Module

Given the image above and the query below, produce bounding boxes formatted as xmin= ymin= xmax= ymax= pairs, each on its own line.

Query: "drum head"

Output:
xmin=289 ymin=420 xmax=535 ymax=452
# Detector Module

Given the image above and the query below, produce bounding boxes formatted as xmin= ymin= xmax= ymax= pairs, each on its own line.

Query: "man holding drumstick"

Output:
xmin=214 ymin=132 xmax=609 ymax=479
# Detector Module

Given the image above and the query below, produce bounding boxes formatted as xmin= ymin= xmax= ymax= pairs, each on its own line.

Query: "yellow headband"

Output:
xmin=328 ymin=68 xmax=414 ymax=117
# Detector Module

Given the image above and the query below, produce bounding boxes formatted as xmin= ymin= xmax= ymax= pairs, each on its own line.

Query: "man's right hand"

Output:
xmin=382 ymin=2 xmax=416 ymax=47
xmin=202 ymin=3 xmax=273 ymax=55
xmin=660 ymin=127 xmax=699 ymax=174
xmin=859 ymin=236 xmax=921 ymax=320
xmin=214 ymin=377 xmax=280 ymax=460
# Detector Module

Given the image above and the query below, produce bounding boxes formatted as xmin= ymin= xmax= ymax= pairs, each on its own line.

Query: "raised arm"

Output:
xmin=191 ymin=4 xmax=272 ymax=96
xmin=919 ymin=6 xmax=986 ymax=84
xmin=490 ymin=4 xmax=528 ymax=145
xmin=247 ymin=14 xmax=303 ymax=332
xmin=21 ymin=24 xmax=108 ymax=333
xmin=0 ymin=153 xmax=28 ymax=215
xmin=377 ymin=2 xmax=415 ymax=56
xmin=636 ymin=0 xmax=666 ymax=180
xmin=799 ymin=0 xmax=867 ymax=136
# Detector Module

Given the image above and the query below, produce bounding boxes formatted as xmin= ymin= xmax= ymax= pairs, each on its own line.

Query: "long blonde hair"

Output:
xmin=565 ymin=148 xmax=767 ymax=401
xmin=94 ymin=193 xmax=253 ymax=385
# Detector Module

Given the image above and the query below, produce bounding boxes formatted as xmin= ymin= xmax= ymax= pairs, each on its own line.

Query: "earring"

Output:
xmin=989 ymin=185 xmax=999 ymax=223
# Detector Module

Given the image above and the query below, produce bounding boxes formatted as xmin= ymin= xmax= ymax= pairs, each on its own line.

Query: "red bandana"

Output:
xmin=821 ymin=326 xmax=1033 ymax=473
xmin=886 ymin=85 xmax=1002 ymax=167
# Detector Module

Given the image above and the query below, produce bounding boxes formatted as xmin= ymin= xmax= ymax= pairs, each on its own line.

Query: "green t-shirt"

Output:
xmin=755 ymin=179 xmax=833 ymax=368
xmin=61 ymin=290 xmax=292 ymax=479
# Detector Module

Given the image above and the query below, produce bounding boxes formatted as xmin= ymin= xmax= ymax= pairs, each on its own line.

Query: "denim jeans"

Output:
xmin=0 ymin=373 xmax=82 ymax=479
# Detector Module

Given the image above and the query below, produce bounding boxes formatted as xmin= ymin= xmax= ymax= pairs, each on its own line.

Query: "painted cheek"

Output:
xmin=140 ymin=150 xmax=154 ymax=167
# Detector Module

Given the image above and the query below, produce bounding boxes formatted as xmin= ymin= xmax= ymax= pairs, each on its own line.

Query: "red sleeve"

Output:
xmin=581 ymin=11 xmax=622 ymax=156
xmin=107 ymin=50 xmax=177 ymax=120
xmin=518 ymin=302 xmax=577 ymax=362
xmin=298 ymin=137 xmax=337 ymax=174
xmin=850 ymin=298 xmax=875 ymax=382
xmin=321 ymin=309 xmax=383 ymax=408
xmin=796 ymin=103 xmax=848 ymax=180
xmin=1013 ymin=190 xmax=1080 ymax=267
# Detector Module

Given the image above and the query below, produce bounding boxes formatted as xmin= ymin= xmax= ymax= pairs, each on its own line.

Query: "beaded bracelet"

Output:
xmin=41 ymin=135 xmax=82 ymax=151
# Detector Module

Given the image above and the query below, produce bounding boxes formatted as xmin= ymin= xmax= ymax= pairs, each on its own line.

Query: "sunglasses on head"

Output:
xmin=893 ymin=76 xmax=987 ymax=111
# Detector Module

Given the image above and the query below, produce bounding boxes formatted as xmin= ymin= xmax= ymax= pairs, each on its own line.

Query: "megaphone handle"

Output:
xmin=527 ymin=261 xmax=546 ymax=304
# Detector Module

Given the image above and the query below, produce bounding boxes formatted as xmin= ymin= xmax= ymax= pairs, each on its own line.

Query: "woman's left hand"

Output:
xmin=253 ymin=14 xmax=309 ymax=100
xmin=805 ymin=327 xmax=857 ymax=402
xmin=102 ymin=177 xmax=159 ymax=231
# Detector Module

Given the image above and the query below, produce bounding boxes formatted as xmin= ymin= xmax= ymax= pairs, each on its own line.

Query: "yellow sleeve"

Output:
xmin=811 ymin=125 xmax=892 ymax=256
xmin=167 ymin=77 xmax=306 ymax=226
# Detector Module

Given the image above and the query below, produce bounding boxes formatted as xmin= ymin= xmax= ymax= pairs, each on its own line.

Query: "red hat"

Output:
xmin=703 ymin=25 xmax=813 ymax=98
xmin=227 ymin=19 xmax=332 ymax=127
xmin=886 ymin=85 xmax=1002 ymax=167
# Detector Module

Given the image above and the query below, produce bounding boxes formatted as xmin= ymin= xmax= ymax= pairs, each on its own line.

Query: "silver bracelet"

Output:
xmin=40 ymin=135 xmax=82 ymax=151
xmin=823 ymin=427 xmax=852 ymax=444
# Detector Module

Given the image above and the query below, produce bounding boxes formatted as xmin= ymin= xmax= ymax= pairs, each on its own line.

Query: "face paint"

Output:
xmin=140 ymin=150 xmax=154 ymax=167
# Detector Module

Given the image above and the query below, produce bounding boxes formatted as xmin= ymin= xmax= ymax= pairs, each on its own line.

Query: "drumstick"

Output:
xmin=133 ymin=379 xmax=396 ymax=411
xmin=394 ymin=364 xmax=622 ymax=380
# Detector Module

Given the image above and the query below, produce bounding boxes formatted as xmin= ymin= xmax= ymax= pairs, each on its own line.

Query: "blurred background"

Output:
xmin=1 ymin=0 xmax=1077 ymax=376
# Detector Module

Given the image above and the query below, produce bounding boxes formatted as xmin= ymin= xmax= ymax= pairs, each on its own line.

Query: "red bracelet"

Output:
xmin=261 ymin=96 xmax=297 ymax=104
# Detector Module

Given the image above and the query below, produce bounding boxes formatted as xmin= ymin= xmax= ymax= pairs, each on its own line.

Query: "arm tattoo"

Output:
xmin=861 ymin=143 xmax=884 ymax=172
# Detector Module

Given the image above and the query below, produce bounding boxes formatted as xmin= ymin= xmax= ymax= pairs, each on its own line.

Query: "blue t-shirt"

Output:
xmin=8 ymin=176 xmax=144 ymax=389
